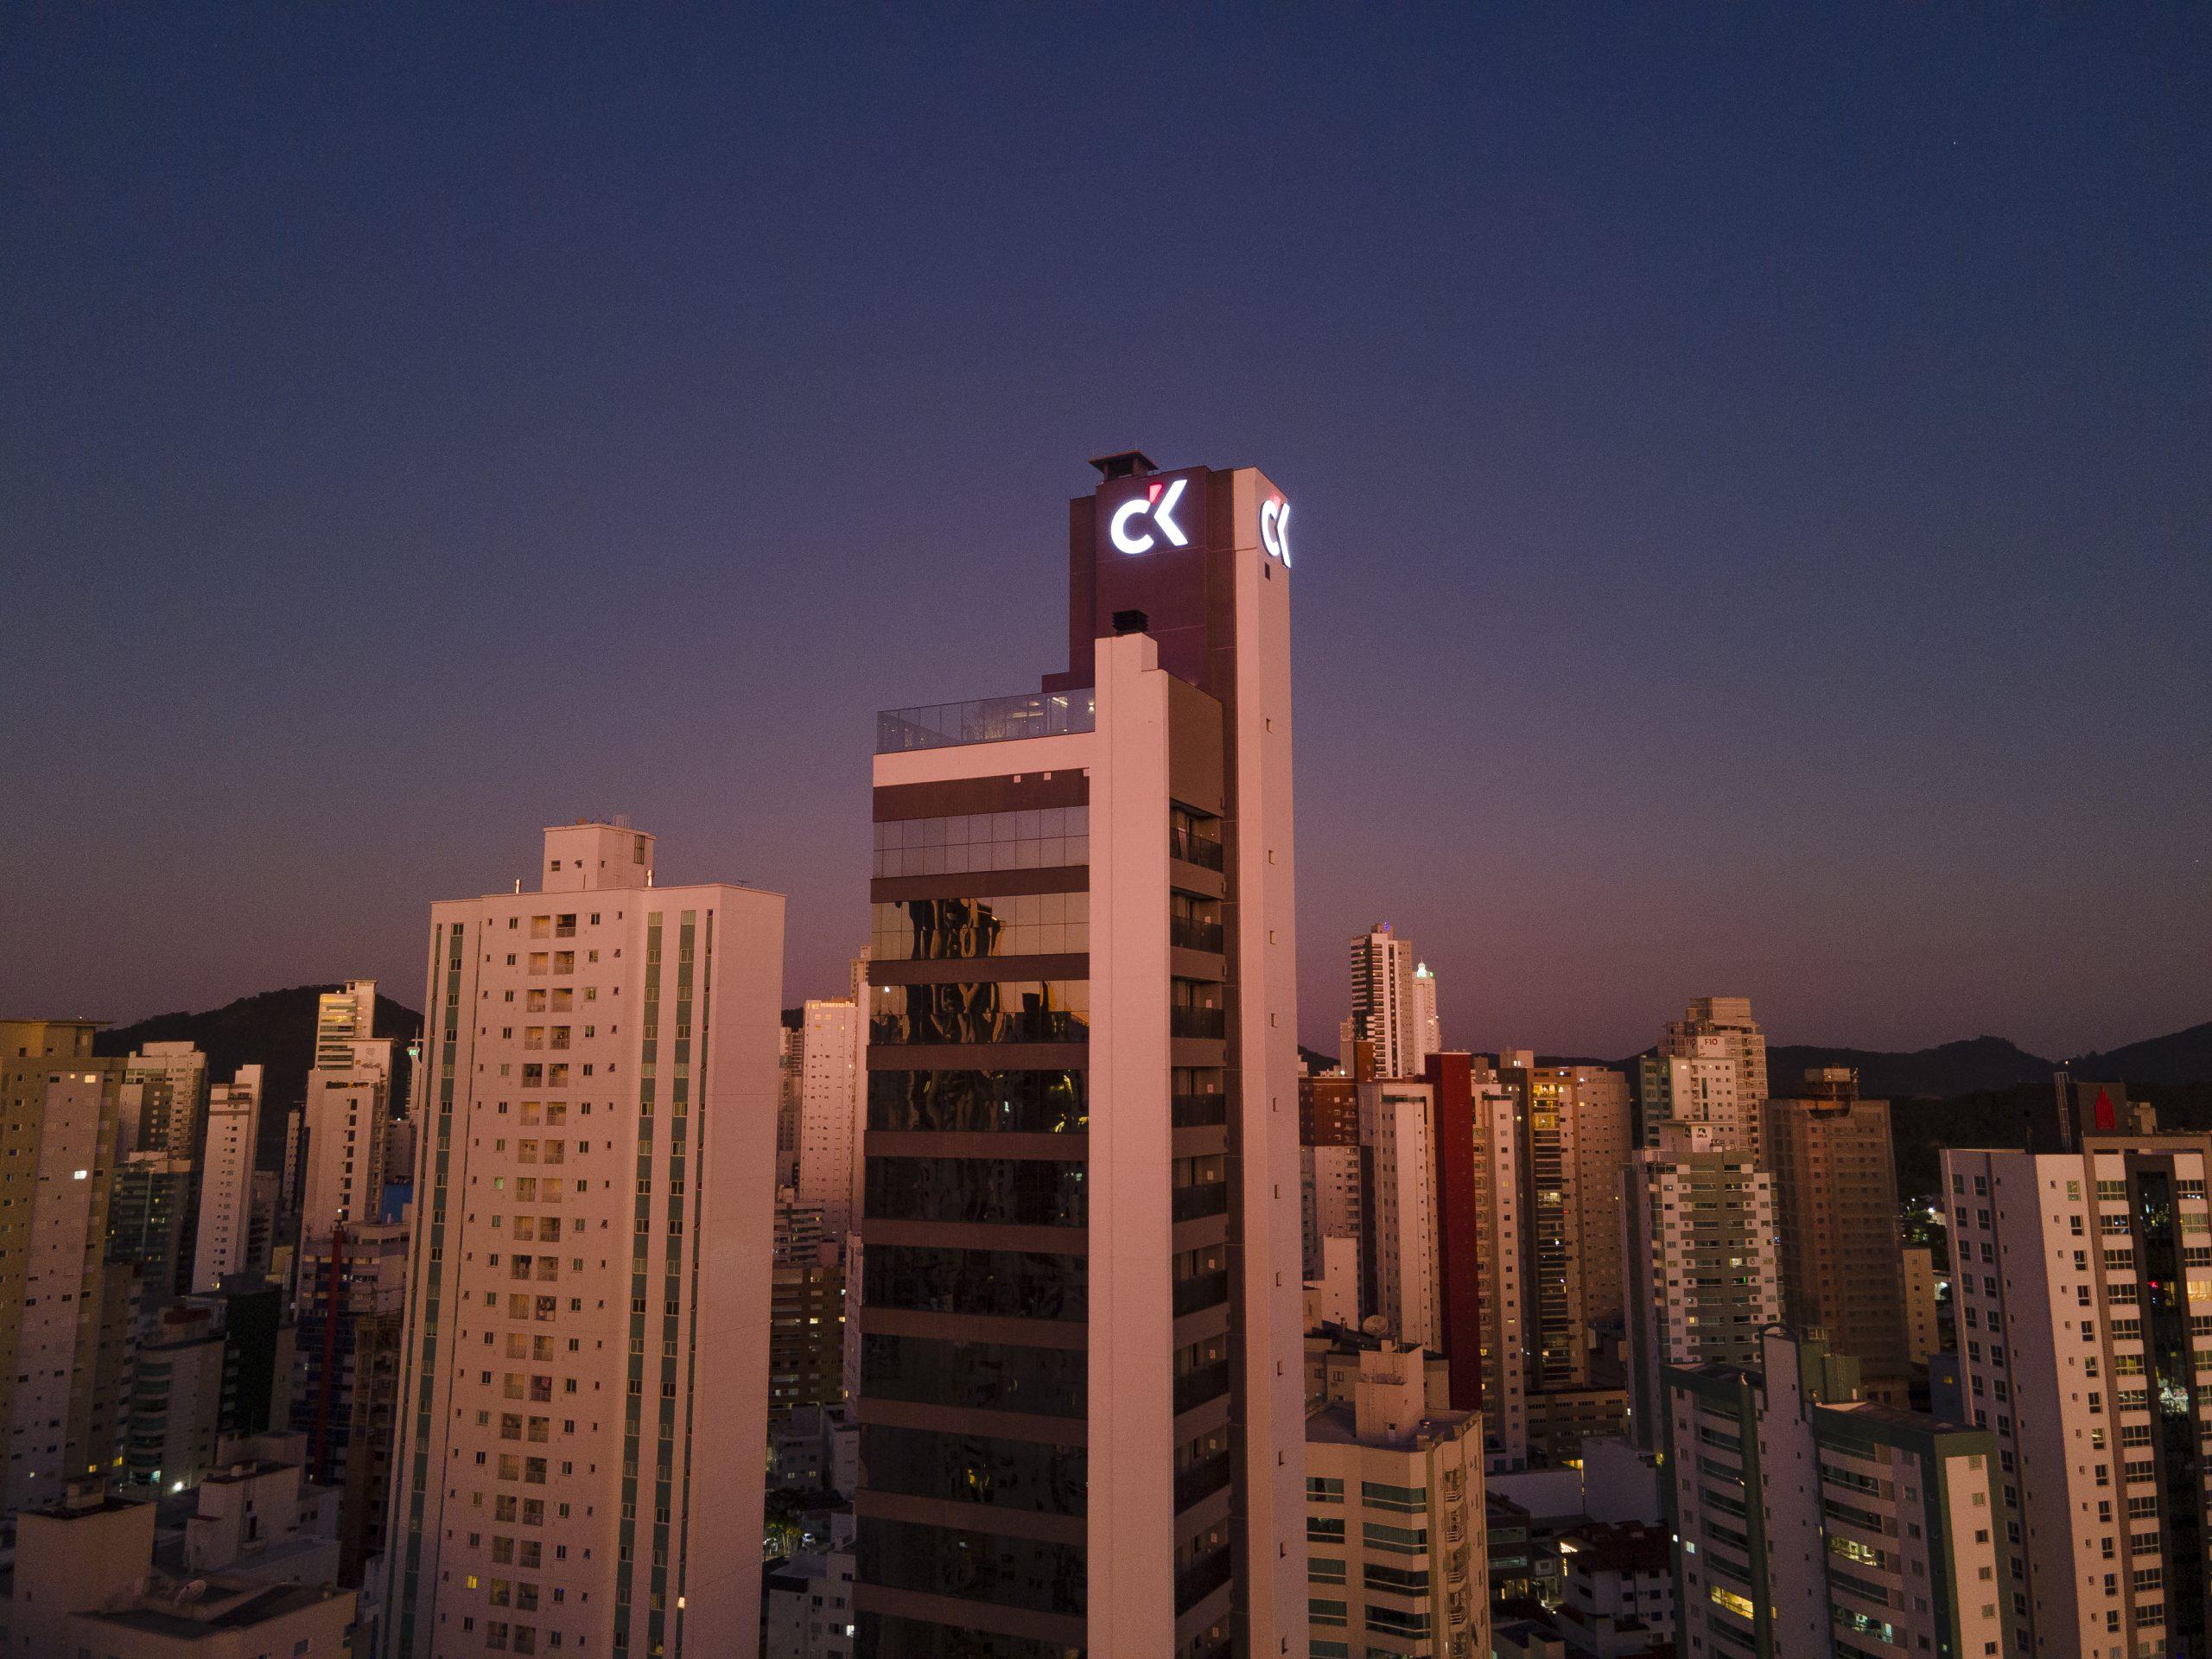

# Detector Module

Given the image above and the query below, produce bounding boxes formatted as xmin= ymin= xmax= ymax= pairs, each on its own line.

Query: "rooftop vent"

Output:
xmin=1090 ymin=450 xmax=1158 ymax=480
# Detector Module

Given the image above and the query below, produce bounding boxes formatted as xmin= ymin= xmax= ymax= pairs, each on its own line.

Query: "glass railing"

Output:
xmin=1171 ymin=917 xmax=1225 ymax=953
xmin=1171 ymin=1094 xmax=1228 ymax=1128
xmin=1172 ymin=1007 xmax=1228 ymax=1041
xmin=1170 ymin=827 xmax=1225 ymax=870
xmin=877 ymin=690 xmax=1096 ymax=753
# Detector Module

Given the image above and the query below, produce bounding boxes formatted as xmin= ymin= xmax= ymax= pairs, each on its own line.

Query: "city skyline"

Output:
xmin=7 ymin=10 xmax=2208 ymax=1058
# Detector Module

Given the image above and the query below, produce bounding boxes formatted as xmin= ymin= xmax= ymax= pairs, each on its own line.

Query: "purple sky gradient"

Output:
xmin=3 ymin=10 xmax=2207 ymax=1058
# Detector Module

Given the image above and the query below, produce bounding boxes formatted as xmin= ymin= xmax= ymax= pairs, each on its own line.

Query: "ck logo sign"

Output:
xmin=1109 ymin=478 xmax=1190 ymax=555
xmin=1260 ymin=496 xmax=1292 ymax=567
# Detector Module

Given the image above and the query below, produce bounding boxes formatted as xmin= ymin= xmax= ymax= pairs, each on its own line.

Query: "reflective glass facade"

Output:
xmin=872 ymin=891 xmax=1090 ymax=961
xmin=868 ymin=1070 xmax=1086 ymax=1135
xmin=873 ymin=807 xmax=1090 ymax=878
xmin=868 ymin=981 xmax=1087 ymax=1046
xmin=863 ymin=1244 xmax=1087 ymax=1321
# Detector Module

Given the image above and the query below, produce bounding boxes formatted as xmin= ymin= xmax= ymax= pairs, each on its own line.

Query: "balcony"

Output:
xmin=1172 ymin=1006 xmax=1227 ymax=1041
xmin=1171 ymin=1093 xmax=1228 ymax=1128
xmin=1175 ymin=1545 xmax=1233 ymax=1613
xmin=1173 ymin=1269 xmax=1230 ymax=1317
xmin=1173 ymin=1183 xmax=1230 ymax=1224
xmin=1174 ymin=1452 xmax=1232 ymax=1510
xmin=1171 ymin=916 xmax=1225 ymax=953
xmin=877 ymin=690 xmax=1094 ymax=753
xmin=1175 ymin=1360 xmax=1231 ymax=1414
xmin=1170 ymin=826 xmax=1225 ymax=870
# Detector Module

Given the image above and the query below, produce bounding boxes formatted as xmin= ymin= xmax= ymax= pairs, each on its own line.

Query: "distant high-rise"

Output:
xmin=855 ymin=452 xmax=1305 ymax=1656
xmin=0 ymin=1019 xmax=133 ymax=1510
xmin=119 ymin=1040 xmax=208 ymax=1159
xmin=1624 ymin=1122 xmax=1782 ymax=1449
xmin=791 ymin=997 xmax=863 ymax=1238
xmin=1943 ymin=1133 xmax=2212 ymax=1659
xmin=107 ymin=1150 xmax=198 ymax=1315
xmin=191 ymin=1064 xmax=264 ymax=1290
xmin=1764 ymin=1068 xmax=1910 ymax=1384
xmin=1350 ymin=925 xmax=1427 ymax=1080
xmin=315 ymin=978 xmax=378 ymax=1070
xmin=1657 ymin=996 xmax=1768 ymax=1161
xmin=1361 ymin=1071 xmax=1438 ymax=1351
xmin=382 ymin=822 xmax=785 ymax=1659
xmin=293 ymin=1218 xmax=408 ymax=1586
xmin=1413 ymin=960 xmax=1441 ymax=1061
xmin=298 ymin=982 xmax=395 ymax=1251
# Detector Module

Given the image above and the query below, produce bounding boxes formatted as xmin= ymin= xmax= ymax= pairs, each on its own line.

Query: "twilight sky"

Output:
xmin=4 ymin=9 xmax=2207 ymax=1059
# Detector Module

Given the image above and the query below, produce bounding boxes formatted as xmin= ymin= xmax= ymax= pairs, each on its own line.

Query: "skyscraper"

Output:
xmin=382 ymin=822 xmax=785 ymax=1659
xmin=854 ymin=452 xmax=1304 ymax=1658
xmin=1664 ymin=1328 xmax=2009 ymax=1659
xmin=1413 ymin=962 xmax=1441 ymax=1064
xmin=1764 ymin=1068 xmax=1910 ymax=1386
xmin=1624 ymin=1123 xmax=1782 ymax=1450
xmin=1349 ymin=925 xmax=1425 ymax=1081
xmin=1942 ymin=1134 xmax=2212 ymax=1659
xmin=0 ymin=1018 xmax=133 ymax=1510
xmin=192 ymin=1064 xmax=264 ymax=1290
xmin=791 ymin=998 xmax=864 ymax=1238
xmin=299 ymin=981 xmax=397 ymax=1251
xmin=315 ymin=978 xmax=378 ymax=1069
xmin=1657 ymin=997 xmax=1768 ymax=1162
xmin=119 ymin=1040 xmax=208 ymax=1159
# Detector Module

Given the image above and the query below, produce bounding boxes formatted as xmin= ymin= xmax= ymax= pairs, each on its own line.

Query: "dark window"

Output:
xmin=860 ymin=1425 xmax=1084 ymax=1516
xmin=866 ymin=1158 xmax=1086 ymax=1230
xmin=861 ymin=1333 xmax=1085 ymax=1417
xmin=857 ymin=1518 xmax=1084 ymax=1617
xmin=863 ymin=1246 xmax=1086 ymax=1322
xmin=868 ymin=1070 xmax=1087 ymax=1135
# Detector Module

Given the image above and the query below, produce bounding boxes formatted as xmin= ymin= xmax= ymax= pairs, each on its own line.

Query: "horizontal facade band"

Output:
xmin=856 ymin=1395 xmax=1089 ymax=1447
xmin=850 ymin=1582 xmax=1086 ymax=1650
xmin=874 ymin=772 xmax=1089 ymax=823
xmin=871 ymin=868 xmax=1090 ymax=904
xmin=860 ymin=1217 xmax=1089 ymax=1255
xmin=853 ymin=1487 xmax=1085 ymax=1548
xmin=859 ymin=1303 xmax=1088 ymax=1351
xmin=870 ymin=954 xmax=1089 ymax=987
xmin=868 ymin=1129 xmax=1087 ymax=1161
xmin=869 ymin=1042 xmax=1090 ymax=1073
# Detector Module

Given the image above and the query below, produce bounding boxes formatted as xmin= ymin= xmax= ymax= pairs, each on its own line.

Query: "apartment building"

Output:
xmin=120 ymin=1039 xmax=209 ymax=1160
xmin=1350 ymin=926 xmax=1428 ymax=1083
xmin=382 ymin=822 xmax=785 ymax=1659
xmin=1305 ymin=1344 xmax=1487 ymax=1659
xmin=1942 ymin=1136 xmax=2212 ymax=1659
xmin=8 ymin=1479 xmax=355 ymax=1659
xmin=0 ymin=1017 xmax=134 ymax=1510
xmin=1652 ymin=997 xmax=1769 ymax=1160
xmin=193 ymin=1063 xmax=264 ymax=1290
xmin=1901 ymin=1245 xmax=1942 ymax=1368
xmin=1624 ymin=1122 xmax=1781 ymax=1450
xmin=1665 ymin=1328 xmax=2009 ymax=1659
xmin=1363 ymin=1072 xmax=1439 ymax=1351
xmin=790 ymin=998 xmax=863 ymax=1238
xmin=1766 ymin=1069 xmax=1911 ymax=1386
xmin=852 ymin=452 xmax=1305 ymax=1658
xmin=300 ymin=980 xmax=397 ymax=1251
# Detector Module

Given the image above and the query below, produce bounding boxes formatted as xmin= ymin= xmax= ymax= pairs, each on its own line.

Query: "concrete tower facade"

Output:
xmin=853 ymin=453 xmax=1304 ymax=1659
xmin=0 ymin=1019 xmax=133 ymax=1510
xmin=192 ymin=1064 xmax=264 ymax=1290
xmin=382 ymin=823 xmax=785 ymax=1659
xmin=1942 ymin=1136 xmax=2212 ymax=1659
xmin=1350 ymin=926 xmax=1422 ymax=1082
